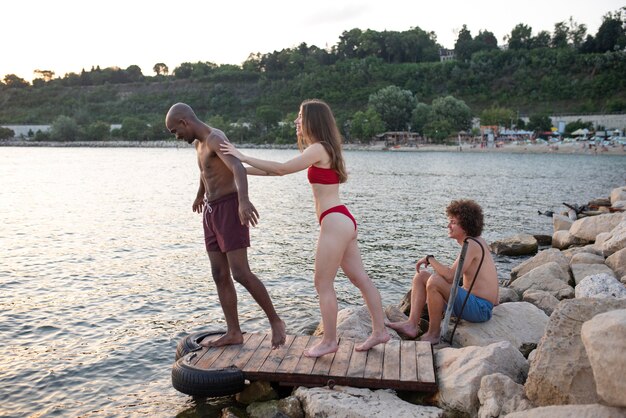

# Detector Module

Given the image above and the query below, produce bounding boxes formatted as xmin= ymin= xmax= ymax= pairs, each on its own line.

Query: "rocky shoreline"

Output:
xmin=1 ymin=139 xmax=625 ymax=156
xmin=205 ymin=186 xmax=626 ymax=418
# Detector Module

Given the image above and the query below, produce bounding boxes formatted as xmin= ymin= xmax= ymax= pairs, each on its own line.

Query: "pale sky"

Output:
xmin=2 ymin=0 xmax=623 ymax=82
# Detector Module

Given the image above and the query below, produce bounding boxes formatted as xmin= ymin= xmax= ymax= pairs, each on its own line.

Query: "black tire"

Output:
xmin=171 ymin=357 xmax=245 ymax=398
xmin=175 ymin=330 xmax=226 ymax=360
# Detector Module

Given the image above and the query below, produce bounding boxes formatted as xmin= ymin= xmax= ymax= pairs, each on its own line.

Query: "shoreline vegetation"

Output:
xmin=1 ymin=139 xmax=625 ymax=155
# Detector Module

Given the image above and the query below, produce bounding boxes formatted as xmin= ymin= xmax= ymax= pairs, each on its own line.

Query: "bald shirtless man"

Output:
xmin=386 ymin=199 xmax=499 ymax=344
xmin=165 ymin=103 xmax=286 ymax=349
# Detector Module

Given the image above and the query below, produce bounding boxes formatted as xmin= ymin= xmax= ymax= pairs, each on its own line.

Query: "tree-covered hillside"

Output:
xmin=1 ymin=8 xmax=624 ymax=142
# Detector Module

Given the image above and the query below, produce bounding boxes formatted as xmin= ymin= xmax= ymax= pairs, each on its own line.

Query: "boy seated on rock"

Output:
xmin=386 ymin=199 xmax=499 ymax=344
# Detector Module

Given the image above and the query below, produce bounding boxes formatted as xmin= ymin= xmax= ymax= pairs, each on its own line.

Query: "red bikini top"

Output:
xmin=307 ymin=165 xmax=340 ymax=184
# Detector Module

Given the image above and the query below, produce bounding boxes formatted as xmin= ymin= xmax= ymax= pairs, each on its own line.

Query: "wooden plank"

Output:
xmin=346 ymin=346 xmax=367 ymax=378
xmin=241 ymin=334 xmax=273 ymax=372
xmin=292 ymin=337 xmax=319 ymax=374
xmin=232 ymin=333 xmax=266 ymax=369
xmin=400 ymin=340 xmax=417 ymax=382
xmin=328 ymin=338 xmax=354 ymax=377
xmin=416 ymin=341 xmax=436 ymax=383
xmin=210 ymin=333 xmax=251 ymax=369
xmin=363 ymin=344 xmax=384 ymax=380
xmin=194 ymin=345 xmax=226 ymax=369
xmin=277 ymin=335 xmax=310 ymax=373
xmin=311 ymin=343 xmax=336 ymax=376
xmin=382 ymin=340 xmax=400 ymax=381
xmin=176 ymin=333 xmax=438 ymax=393
xmin=258 ymin=335 xmax=296 ymax=373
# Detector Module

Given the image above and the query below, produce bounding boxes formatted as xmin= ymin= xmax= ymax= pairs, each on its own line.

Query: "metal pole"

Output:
xmin=440 ymin=240 xmax=469 ymax=344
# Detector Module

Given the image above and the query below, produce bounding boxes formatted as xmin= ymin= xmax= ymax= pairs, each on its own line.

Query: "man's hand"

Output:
xmin=192 ymin=196 xmax=204 ymax=213
xmin=238 ymin=199 xmax=259 ymax=227
xmin=416 ymin=256 xmax=430 ymax=273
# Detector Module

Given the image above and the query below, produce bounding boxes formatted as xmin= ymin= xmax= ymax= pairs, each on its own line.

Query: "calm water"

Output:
xmin=0 ymin=147 xmax=624 ymax=417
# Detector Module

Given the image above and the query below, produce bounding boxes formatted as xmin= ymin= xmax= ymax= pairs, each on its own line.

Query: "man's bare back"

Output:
xmin=459 ymin=237 xmax=499 ymax=305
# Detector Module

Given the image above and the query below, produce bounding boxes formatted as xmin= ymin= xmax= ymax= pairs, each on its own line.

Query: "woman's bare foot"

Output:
xmin=303 ymin=340 xmax=338 ymax=358
xmin=355 ymin=331 xmax=391 ymax=351
xmin=385 ymin=320 xmax=420 ymax=339
xmin=270 ymin=319 xmax=287 ymax=349
xmin=200 ymin=331 xmax=244 ymax=348
xmin=419 ymin=332 xmax=440 ymax=345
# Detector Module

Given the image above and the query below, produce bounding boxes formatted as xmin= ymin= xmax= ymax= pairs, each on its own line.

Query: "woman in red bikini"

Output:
xmin=220 ymin=99 xmax=390 ymax=357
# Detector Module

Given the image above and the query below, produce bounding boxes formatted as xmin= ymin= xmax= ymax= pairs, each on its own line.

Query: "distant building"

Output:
xmin=377 ymin=131 xmax=424 ymax=147
xmin=439 ymin=48 xmax=455 ymax=62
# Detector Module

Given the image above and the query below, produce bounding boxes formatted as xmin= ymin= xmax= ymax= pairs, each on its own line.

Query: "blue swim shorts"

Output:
xmin=451 ymin=286 xmax=493 ymax=323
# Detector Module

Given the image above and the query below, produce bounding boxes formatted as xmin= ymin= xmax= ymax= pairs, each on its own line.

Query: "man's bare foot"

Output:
xmin=200 ymin=332 xmax=244 ymax=348
xmin=355 ymin=331 xmax=391 ymax=351
xmin=303 ymin=340 xmax=338 ymax=358
xmin=270 ymin=319 xmax=287 ymax=349
xmin=418 ymin=332 xmax=440 ymax=345
xmin=385 ymin=320 xmax=419 ymax=339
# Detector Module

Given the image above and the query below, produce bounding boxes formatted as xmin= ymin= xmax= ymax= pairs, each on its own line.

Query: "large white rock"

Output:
xmin=570 ymin=252 xmax=605 ymax=265
xmin=525 ymin=298 xmax=626 ymax=406
xmin=601 ymin=220 xmax=626 ymax=256
xmin=610 ymin=186 xmax=626 ymax=204
xmin=581 ymin=309 xmax=626 ymax=407
xmin=552 ymin=213 xmax=573 ymax=232
xmin=575 ymin=274 xmax=626 ymax=299
xmin=606 ymin=247 xmax=626 ymax=278
xmin=452 ymin=302 xmax=548 ymax=353
xmin=570 ymin=212 xmax=624 ymax=243
xmin=293 ymin=385 xmax=444 ymax=418
xmin=571 ymin=263 xmax=616 ymax=285
xmin=490 ymin=233 xmax=538 ymax=256
xmin=510 ymin=262 xmax=574 ymax=300
xmin=510 ymin=248 xmax=570 ymax=283
xmin=523 ymin=290 xmax=560 ymax=316
xmin=477 ymin=373 xmax=533 ymax=418
xmin=435 ymin=341 xmax=528 ymax=416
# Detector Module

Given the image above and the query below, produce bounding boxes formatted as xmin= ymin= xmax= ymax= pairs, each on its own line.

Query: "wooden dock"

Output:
xmin=185 ymin=332 xmax=437 ymax=392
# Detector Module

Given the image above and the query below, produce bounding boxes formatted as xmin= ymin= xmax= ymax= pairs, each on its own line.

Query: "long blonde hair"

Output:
xmin=297 ymin=99 xmax=348 ymax=183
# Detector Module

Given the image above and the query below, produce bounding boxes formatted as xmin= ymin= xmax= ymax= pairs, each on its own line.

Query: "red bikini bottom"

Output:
xmin=319 ymin=205 xmax=357 ymax=230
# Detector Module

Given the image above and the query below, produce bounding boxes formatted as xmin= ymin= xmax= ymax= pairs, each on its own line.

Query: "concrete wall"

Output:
xmin=2 ymin=125 xmax=50 ymax=138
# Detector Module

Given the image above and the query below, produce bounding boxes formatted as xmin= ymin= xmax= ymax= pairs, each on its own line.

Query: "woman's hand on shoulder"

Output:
xmin=220 ymin=141 xmax=245 ymax=161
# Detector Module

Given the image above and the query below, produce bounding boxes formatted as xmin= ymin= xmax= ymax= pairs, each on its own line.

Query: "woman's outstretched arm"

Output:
xmin=221 ymin=141 xmax=326 ymax=176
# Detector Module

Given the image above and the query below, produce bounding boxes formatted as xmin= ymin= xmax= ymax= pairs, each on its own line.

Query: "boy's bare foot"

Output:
xmin=303 ymin=340 xmax=338 ymax=358
xmin=200 ymin=331 xmax=244 ymax=348
xmin=355 ymin=331 xmax=391 ymax=351
xmin=385 ymin=320 xmax=419 ymax=339
xmin=270 ymin=319 xmax=287 ymax=349
xmin=418 ymin=332 xmax=440 ymax=345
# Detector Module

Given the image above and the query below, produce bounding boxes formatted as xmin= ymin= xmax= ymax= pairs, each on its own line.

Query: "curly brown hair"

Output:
xmin=446 ymin=199 xmax=484 ymax=237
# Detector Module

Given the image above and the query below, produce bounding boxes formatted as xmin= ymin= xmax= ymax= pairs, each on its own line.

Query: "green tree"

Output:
xmin=0 ymin=126 xmax=15 ymax=140
xmin=480 ymin=106 xmax=515 ymax=127
xmin=153 ymin=63 xmax=169 ymax=76
xmin=368 ymin=85 xmax=416 ymax=131
xmin=430 ymin=95 xmax=473 ymax=132
xmin=85 ymin=121 xmax=111 ymax=141
xmin=120 ymin=117 xmax=150 ymax=140
xmin=350 ymin=108 xmax=385 ymax=141
xmin=50 ymin=115 xmax=82 ymax=141
xmin=454 ymin=25 xmax=474 ymax=61
xmin=506 ymin=24 xmax=533 ymax=49
xmin=527 ymin=113 xmax=552 ymax=132
xmin=595 ymin=9 xmax=626 ymax=52
xmin=411 ymin=102 xmax=431 ymax=134
xmin=3 ymin=74 xmax=29 ymax=88
xmin=34 ymin=69 xmax=55 ymax=82
xmin=552 ymin=22 xmax=570 ymax=48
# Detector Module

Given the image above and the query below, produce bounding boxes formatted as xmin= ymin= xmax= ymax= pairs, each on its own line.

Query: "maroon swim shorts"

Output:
xmin=203 ymin=192 xmax=250 ymax=253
